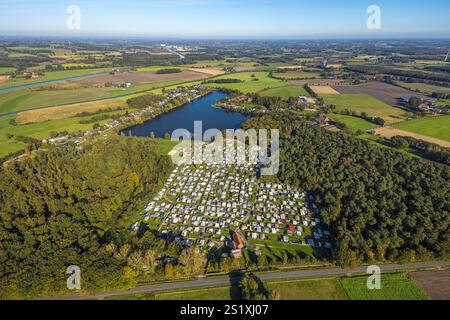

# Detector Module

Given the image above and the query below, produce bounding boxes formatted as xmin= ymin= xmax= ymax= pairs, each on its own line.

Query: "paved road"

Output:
xmin=49 ymin=261 xmax=450 ymax=300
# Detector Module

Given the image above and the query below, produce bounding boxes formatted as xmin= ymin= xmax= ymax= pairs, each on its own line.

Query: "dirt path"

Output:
xmin=373 ymin=127 xmax=450 ymax=148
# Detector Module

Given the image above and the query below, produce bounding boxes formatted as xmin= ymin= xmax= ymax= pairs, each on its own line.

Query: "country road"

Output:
xmin=48 ymin=261 xmax=450 ymax=300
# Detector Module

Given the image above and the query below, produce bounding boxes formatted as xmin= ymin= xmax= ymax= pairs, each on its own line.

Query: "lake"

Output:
xmin=122 ymin=91 xmax=249 ymax=138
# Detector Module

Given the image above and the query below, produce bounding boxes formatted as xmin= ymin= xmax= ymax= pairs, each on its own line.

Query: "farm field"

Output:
xmin=0 ymin=68 xmax=110 ymax=89
xmin=260 ymin=85 xmax=310 ymax=98
xmin=0 ymin=67 xmax=17 ymax=74
xmin=310 ymin=85 xmax=339 ymax=95
xmin=394 ymin=81 xmax=450 ymax=95
xmin=334 ymin=82 xmax=419 ymax=106
xmin=330 ymin=114 xmax=380 ymax=132
xmin=0 ymin=112 xmax=122 ymax=158
xmin=273 ymin=71 xmax=321 ymax=80
xmin=392 ymin=115 xmax=450 ymax=142
xmin=203 ymin=72 xmax=286 ymax=94
xmin=373 ymin=127 xmax=450 ymax=148
xmin=341 ymin=272 xmax=429 ymax=300
xmin=75 ymin=70 xmax=210 ymax=85
xmin=267 ymin=278 xmax=348 ymax=300
xmin=321 ymin=94 xmax=407 ymax=124
xmin=409 ymin=270 xmax=450 ymax=300
xmin=0 ymin=80 xmax=181 ymax=115
xmin=16 ymin=99 xmax=127 ymax=124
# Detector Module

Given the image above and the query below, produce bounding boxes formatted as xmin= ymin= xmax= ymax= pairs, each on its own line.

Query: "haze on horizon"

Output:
xmin=1 ymin=0 xmax=450 ymax=39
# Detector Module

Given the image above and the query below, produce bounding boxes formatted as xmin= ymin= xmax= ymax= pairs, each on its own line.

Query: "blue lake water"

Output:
xmin=122 ymin=91 xmax=249 ymax=138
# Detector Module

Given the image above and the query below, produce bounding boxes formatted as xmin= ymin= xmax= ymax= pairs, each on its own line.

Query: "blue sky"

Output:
xmin=1 ymin=0 xmax=450 ymax=38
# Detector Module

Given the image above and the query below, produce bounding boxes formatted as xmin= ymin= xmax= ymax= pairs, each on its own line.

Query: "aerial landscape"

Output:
xmin=0 ymin=0 xmax=449 ymax=309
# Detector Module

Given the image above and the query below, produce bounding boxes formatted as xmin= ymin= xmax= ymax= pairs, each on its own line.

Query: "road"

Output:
xmin=49 ymin=261 xmax=450 ymax=300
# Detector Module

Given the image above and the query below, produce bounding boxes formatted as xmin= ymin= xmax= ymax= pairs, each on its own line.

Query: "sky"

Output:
xmin=0 ymin=0 xmax=450 ymax=38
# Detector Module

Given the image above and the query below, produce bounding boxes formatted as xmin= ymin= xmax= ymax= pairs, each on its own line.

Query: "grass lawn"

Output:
xmin=341 ymin=272 xmax=429 ymax=300
xmin=268 ymin=278 xmax=348 ymax=300
xmin=322 ymin=94 xmax=406 ymax=124
xmin=330 ymin=114 xmax=380 ymax=132
xmin=152 ymin=138 xmax=178 ymax=155
xmin=393 ymin=115 xmax=450 ymax=142
xmin=260 ymin=85 xmax=310 ymax=98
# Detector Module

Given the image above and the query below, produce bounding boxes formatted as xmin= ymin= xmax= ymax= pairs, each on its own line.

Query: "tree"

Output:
xmin=178 ymin=246 xmax=206 ymax=275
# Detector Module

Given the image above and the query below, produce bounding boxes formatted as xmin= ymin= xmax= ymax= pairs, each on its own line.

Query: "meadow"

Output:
xmin=392 ymin=115 xmax=450 ymax=142
xmin=0 ymin=68 xmax=110 ymax=89
xmin=203 ymin=72 xmax=286 ymax=94
xmin=395 ymin=81 xmax=450 ymax=94
xmin=0 ymin=111 xmax=124 ymax=158
xmin=341 ymin=272 xmax=429 ymax=300
xmin=322 ymin=94 xmax=406 ymax=124
xmin=0 ymin=67 xmax=17 ymax=74
xmin=16 ymin=99 xmax=127 ymax=124
xmin=330 ymin=114 xmax=380 ymax=132
xmin=0 ymin=80 xmax=183 ymax=115
xmin=260 ymin=85 xmax=310 ymax=98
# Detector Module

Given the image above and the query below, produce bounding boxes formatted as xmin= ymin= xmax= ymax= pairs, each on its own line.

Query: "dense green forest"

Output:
xmin=244 ymin=112 xmax=449 ymax=266
xmin=0 ymin=137 xmax=174 ymax=299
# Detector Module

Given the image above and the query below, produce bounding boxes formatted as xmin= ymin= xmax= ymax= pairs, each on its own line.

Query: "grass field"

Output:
xmin=260 ymin=85 xmax=310 ymax=98
xmin=0 ymin=80 xmax=182 ymax=115
xmin=203 ymin=72 xmax=285 ymax=94
xmin=322 ymin=94 xmax=406 ymax=124
xmin=152 ymin=138 xmax=178 ymax=155
xmin=0 ymin=68 xmax=110 ymax=89
xmin=0 ymin=67 xmax=17 ymax=74
xmin=106 ymin=277 xmax=348 ymax=300
xmin=330 ymin=114 xmax=380 ymax=132
xmin=0 ymin=112 xmax=122 ymax=158
xmin=16 ymin=99 xmax=127 ymax=124
xmin=268 ymin=278 xmax=348 ymax=300
xmin=395 ymin=81 xmax=450 ymax=94
xmin=392 ymin=115 xmax=450 ymax=142
xmin=341 ymin=272 xmax=429 ymax=300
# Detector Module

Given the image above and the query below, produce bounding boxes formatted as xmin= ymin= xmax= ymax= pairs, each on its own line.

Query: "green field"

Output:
xmin=341 ymin=272 xmax=429 ymax=300
xmin=268 ymin=278 xmax=348 ymax=300
xmin=203 ymin=72 xmax=285 ymax=94
xmin=152 ymin=138 xmax=178 ymax=155
xmin=0 ymin=80 xmax=183 ymax=115
xmin=330 ymin=114 xmax=380 ymax=132
xmin=393 ymin=115 xmax=450 ymax=142
xmin=273 ymin=72 xmax=321 ymax=80
xmin=0 ymin=111 xmax=124 ymax=158
xmin=0 ymin=68 xmax=111 ymax=89
xmin=322 ymin=94 xmax=406 ymax=124
xmin=0 ymin=67 xmax=17 ymax=74
xmin=395 ymin=81 xmax=450 ymax=94
xmin=106 ymin=277 xmax=347 ymax=300
xmin=260 ymin=85 xmax=310 ymax=98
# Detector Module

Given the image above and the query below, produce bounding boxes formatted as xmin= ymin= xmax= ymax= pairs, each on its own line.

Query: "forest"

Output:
xmin=244 ymin=112 xmax=449 ymax=266
xmin=0 ymin=136 xmax=174 ymax=298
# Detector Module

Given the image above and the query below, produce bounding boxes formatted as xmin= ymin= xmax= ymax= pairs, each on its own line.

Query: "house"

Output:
xmin=316 ymin=114 xmax=329 ymax=126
